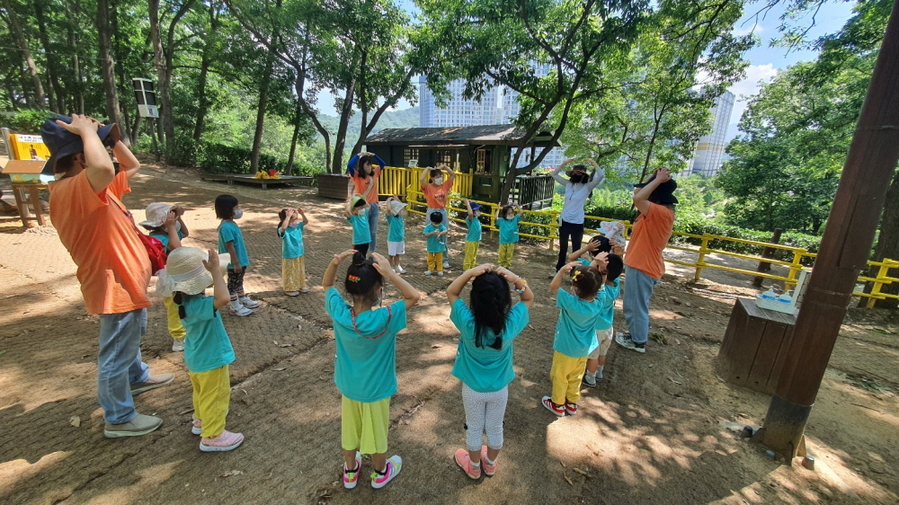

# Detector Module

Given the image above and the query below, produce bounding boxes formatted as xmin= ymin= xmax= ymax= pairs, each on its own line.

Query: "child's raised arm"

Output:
xmin=464 ymin=198 xmax=473 ymax=219
xmin=550 ymin=261 xmax=579 ymax=295
xmin=164 ymin=210 xmax=182 ymax=252
xmin=204 ymin=249 xmax=231 ymax=310
xmin=173 ymin=205 xmax=189 ymax=238
xmin=297 ymin=207 xmax=309 ymax=224
xmin=446 ymin=264 xmax=492 ymax=305
xmin=323 ymin=249 xmax=357 ymax=289
xmin=568 ymin=239 xmax=599 ymax=262
xmin=371 ymin=252 xmax=420 ymax=310
xmin=344 ymin=198 xmax=354 ymax=218
xmin=279 ymin=209 xmax=292 ymax=232
xmin=496 ymin=266 xmax=534 ymax=309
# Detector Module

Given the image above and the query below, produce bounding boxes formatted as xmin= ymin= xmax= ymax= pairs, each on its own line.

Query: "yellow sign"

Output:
xmin=8 ymin=134 xmax=51 ymax=161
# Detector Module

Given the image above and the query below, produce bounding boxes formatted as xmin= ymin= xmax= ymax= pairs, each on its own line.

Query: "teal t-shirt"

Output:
xmin=497 ymin=215 xmax=520 ymax=244
xmin=386 ymin=213 xmax=405 ymax=242
xmin=325 ymin=287 xmax=408 ymax=403
xmin=218 ymin=220 xmax=249 ymax=267
xmin=278 ymin=222 xmax=305 ymax=259
xmin=595 ymin=278 xmax=620 ymax=330
xmin=424 ymin=223 xmax=447 ymax=253
xmin=149 ymin=229 xmax=184 ymax=255
xmin=347 ymin=210 xmax=371 ymax=245
xmin=465 ymin=216 xmax=482 ymax=242
xmin=450 ymin=299 xmax=528 ymax=393
xmin=180 ymin=294 xmax=236 ymax=373
xmin=553 ymin=289 xmax=601 ymax=358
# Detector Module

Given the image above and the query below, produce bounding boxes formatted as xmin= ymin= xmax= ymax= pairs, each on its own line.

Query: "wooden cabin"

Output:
xmin=364 ymin=125 xmax=558 ymax=206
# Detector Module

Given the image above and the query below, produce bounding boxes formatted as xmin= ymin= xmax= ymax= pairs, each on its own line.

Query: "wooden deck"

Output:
xmin=201 ymin=173 xmax=314 ymax=189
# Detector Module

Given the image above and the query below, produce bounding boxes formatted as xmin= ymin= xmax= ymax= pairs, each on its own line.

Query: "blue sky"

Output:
xmin=318 ymin=1 xmax=858 ymax=141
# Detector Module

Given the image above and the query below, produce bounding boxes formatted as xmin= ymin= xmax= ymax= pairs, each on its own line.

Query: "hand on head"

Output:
xmin=594 ymin=251 xmax=609 ymax=266
xmin=655 ymin=166 xmax=671 ymax=183
xmin=58 ymin=114 xmax=101 ymax=135
xmin=172 ymin=205 xmax=185 ymax=217
xmin=370 ymin=252 xmax=393 ymax=275
xmin=562 ymin=261 xmax=581 ymax=273
xmin=203 ymin=249 xmax=220 ymax=273
xmin=334 ymin=249 xmax=357 ymax=262
xmin=164 ymin=210 xmax=177 ymax=227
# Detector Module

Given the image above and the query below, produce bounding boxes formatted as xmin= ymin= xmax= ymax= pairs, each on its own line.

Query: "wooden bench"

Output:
xmin=201 ymin=173 xmax=313 ymax=190
xmin=717 ymin=298 xmax=797 ymax=395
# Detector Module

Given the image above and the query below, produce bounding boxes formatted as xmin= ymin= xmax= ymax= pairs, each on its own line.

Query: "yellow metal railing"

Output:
xmin=381 ymin=166 xmax=896 ymax=307
xmin=380 ymin=166 xmax=472 ymax=199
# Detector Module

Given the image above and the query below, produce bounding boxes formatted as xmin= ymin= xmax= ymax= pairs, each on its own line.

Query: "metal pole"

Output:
xmin=761 ymin=0 xmax=899 ymax=459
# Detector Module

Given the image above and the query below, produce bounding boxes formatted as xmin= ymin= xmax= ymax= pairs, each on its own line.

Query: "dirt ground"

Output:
xmin=1 ymin=161 xmax=897 ymax=505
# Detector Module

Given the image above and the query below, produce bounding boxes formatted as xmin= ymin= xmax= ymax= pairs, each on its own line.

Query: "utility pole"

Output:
xmin=761 ymin=0 xmax=899 ymax=459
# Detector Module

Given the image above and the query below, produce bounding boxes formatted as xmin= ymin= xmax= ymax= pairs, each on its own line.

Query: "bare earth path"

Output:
xmin=1 ymin=163 xmax=897 ymax=505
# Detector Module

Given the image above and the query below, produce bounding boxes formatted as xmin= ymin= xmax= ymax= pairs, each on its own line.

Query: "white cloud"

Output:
xmin=733 ymin=21 xmax=765 ymax=37
xmin=725 ymin=63 xmax=780 ymax=140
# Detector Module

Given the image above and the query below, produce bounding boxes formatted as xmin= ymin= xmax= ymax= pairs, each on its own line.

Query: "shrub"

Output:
xmin=5 ymin=109 xmax=52 ymax=133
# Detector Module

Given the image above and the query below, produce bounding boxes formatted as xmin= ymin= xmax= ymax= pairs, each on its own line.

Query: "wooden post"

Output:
xmin=753 ymin=228 xmax=783 ymax=287
xmin=761 ymin=0 xmax=899 ymax=460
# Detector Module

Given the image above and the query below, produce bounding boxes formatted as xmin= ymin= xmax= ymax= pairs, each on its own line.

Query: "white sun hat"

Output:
xmin=389 ymin=199 xmax=407 ymax=215
xmin=139 ymin=202 xmax=172 ymax=229
xmin=155 ymin=247 xmax=230 ymax=297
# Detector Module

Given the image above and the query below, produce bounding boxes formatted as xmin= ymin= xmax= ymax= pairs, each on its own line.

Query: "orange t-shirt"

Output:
xmin=624 ymin=203 xmax=675 ymax=280
xmin=351 ymin=166 xmax=381 ymax=204
xmin=422 ymin=180 xmax=453 ymax=209
xmin=49 ymin=171 xmax=152 ymax=314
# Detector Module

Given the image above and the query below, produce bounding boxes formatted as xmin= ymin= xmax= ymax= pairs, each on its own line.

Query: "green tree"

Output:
xmin=562 ymin=0 xmax=751 ymax=183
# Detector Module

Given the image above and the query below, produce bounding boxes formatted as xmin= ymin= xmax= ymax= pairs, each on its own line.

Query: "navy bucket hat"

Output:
xmin=40 ymin=116 xmax=119 ymax=175
xmin=634 ymin=175 xmax=678 ymax=205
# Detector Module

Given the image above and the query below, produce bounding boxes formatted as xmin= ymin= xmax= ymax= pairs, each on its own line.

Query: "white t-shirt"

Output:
xmin=560 ymin=183 xmax=594 ymax=224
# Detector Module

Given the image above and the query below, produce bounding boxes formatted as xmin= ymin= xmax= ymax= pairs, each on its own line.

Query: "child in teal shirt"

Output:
xmin=423 ymin=211 xmax=448 ymax=276
xmin=346 ymin=195 xmax=371 ymax=258
xmin=495 ymin=204 xmax=520 ymax=268
xmin=278 ymin=206 xmax=309 ymax=295
xmin=323 ymin=250 xmax=420 ymax=490
xmin=462 ymin=199 xmax=483 ymax=270
xmin=141 ymin=202 xmax=189 ymax=351
xmin=583 ymin=253 xmax=623 ymax=386
xmin=543 ymin=262 xmax=604 ymax=417
xmin=446 ymin=264 xmax=533 ymax=479
xmin=385 ymin=196 xmax=407 ymax=274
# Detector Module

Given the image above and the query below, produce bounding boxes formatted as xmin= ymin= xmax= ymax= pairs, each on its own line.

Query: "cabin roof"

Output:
xmin=365 ymin=125 xmax=558 ymax=147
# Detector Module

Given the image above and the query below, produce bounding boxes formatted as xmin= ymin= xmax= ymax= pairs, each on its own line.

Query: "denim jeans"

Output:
xmin=426 ymin=207 xmax=450 ymax=261
xmin=368 ymin=203 xmax=380 ymax=253
xmin=622 ymin=266 xmax=661 ymax=345
xmin=555 ymin=220 xmax=584 ymax=271
xmin=98 ymin=308 xmax=150 ymax=424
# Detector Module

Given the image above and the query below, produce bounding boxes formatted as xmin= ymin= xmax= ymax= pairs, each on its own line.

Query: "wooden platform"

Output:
xmin=201 ymin=173 xmax=313 ymax=189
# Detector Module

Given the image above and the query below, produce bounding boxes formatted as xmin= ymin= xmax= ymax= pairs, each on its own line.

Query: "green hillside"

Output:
xmin=317 ymin=107 xmax=419 ymax=144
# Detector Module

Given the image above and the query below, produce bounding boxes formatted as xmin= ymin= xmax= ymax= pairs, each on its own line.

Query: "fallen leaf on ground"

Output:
xmin=573 ymin=468 xmax=589 ymax=477
xmin=274 ymin=367 xmax=286 ymax=371
xmin=221 ymin=470 xmax=243 ymax=478
xmin=564 ymin=475 xmax=573 ymax=485
xmin=69 ymin=415 xmax=81 ymax=427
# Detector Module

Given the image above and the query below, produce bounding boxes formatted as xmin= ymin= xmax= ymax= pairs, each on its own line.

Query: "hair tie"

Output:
xmin=572 ymin=270 xmax=583 ymax=282
xmin=347 ymin=275 xmax=361 ymax=282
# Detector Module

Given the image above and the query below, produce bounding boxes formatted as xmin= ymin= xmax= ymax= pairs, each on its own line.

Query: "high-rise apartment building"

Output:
xmin=419 ymin=77 xmax=501 ymax=127
xmin=685 ymin=91 xmax=735 ymax=177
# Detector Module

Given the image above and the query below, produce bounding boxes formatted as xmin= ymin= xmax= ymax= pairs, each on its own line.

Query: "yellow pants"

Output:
xmin=282 ymin=256 xmax=307 ymax=292
xmin=427 ymin=252 xmax=444 ymax=272
xmin=550 ymin=351 xmax=587 ymax=405
xmin=190 ymin=365 xmax=231 ymax=438
xmin=463 ymin=241 xmax=480 ymax=270
xmin=342 ymin=396 xmax=390 ymax=455
xmin=163 ymin=295 xmax=186 ymax=340
xmin=498 ymin=243 xmax=515 ymax=268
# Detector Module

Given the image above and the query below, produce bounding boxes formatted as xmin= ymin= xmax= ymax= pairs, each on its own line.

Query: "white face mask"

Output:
xmin=288 ymin=221 xmax=300 ymax=228
xmin=433 ymin=177 xmax=444 ymax=185
xmin=356 ymin=208 xmax=366 ymax=216
xmin=474 ymin=211 xmax=481 ymax=218
xmin=233 ymin=209 xmax=243 ymax=219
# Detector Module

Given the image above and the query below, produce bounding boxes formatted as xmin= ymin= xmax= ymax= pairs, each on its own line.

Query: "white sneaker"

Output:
xmin=424 ymin=271 xmax=433 ymax=276
xmin=171 ymin=339 xmax=184 ymax=352
xmin=396 ymin=266 xmax=407 ymax=274
xmin=437 ymin=271 xmax=444 ymax=277
xmin=229 ymin=305 xmax=254 ymax=317
xmin=443 ymin=261 xmax=450 ymax=269
xmin=239 ymin=296 xmax=260 ymax=308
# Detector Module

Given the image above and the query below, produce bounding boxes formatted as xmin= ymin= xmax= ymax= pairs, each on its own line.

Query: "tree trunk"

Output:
xmin=149 ymin=0 xmax=170 ymax=155
xmin=286 ymin=102 xmax=302 ymax=175
xmin=64 ymin=0 xmax=83 ymax=113
xmin=192 ymin=4 xmax=215 ymax=141
xmin=97 ymin=0 xmax=129 ymax=144
xmin=34 ymin=0 xmax=63 ymax=112
xmin=250 ymin=55 xmax=273 ymax=173
xmin=331 ymin=80 xmax=356 ymax=174
xmin=3 ymin=0 xmax=46 ymax=107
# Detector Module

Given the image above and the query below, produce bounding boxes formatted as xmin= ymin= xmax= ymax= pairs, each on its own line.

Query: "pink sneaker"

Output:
xmin=480 ymin=446 xmax=497 ymax=476
xmin=370 ymin=455 xmax=402 ymax=489
xmin=199 ymin=430 xmax=244 ymax=452
xmin=454 ymin=449 xmax=481 ymax=479
xmin=343 ymin=451 xmax=362 ymax=489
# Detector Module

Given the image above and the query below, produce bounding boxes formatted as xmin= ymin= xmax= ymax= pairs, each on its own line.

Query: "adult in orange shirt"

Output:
xmin=420 ymin=165 xmax=456 ymax=268
xmin=615 ymin=167 xmax=677 ymax=354
xmin=44 ymin=115 xmax=173 ymax=438
xmin=347 ymin=152 xmax=386 ymax=253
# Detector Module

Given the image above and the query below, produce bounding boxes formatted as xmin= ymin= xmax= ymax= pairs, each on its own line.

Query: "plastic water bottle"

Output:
xmin=760 ymin=289 xmax=777 ymax=300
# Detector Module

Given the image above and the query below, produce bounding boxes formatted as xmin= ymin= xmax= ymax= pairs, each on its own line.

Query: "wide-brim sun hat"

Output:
xmin=469 ymin=202 xmax=482 ymax=212
xmin=40 ymin=116 xmax=120 ymax=175
xmin=351 ymin=195 xmax=366 ymax=208
xmin=156 ymin=247 xmax=230 ymax=297
xmin=389 ymin=199 xmax=407 ymax=215
xmin=633 ymin=176 xmax=679 ymax=205
xmin=139 ymin=202 xmax=172 ymax=229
